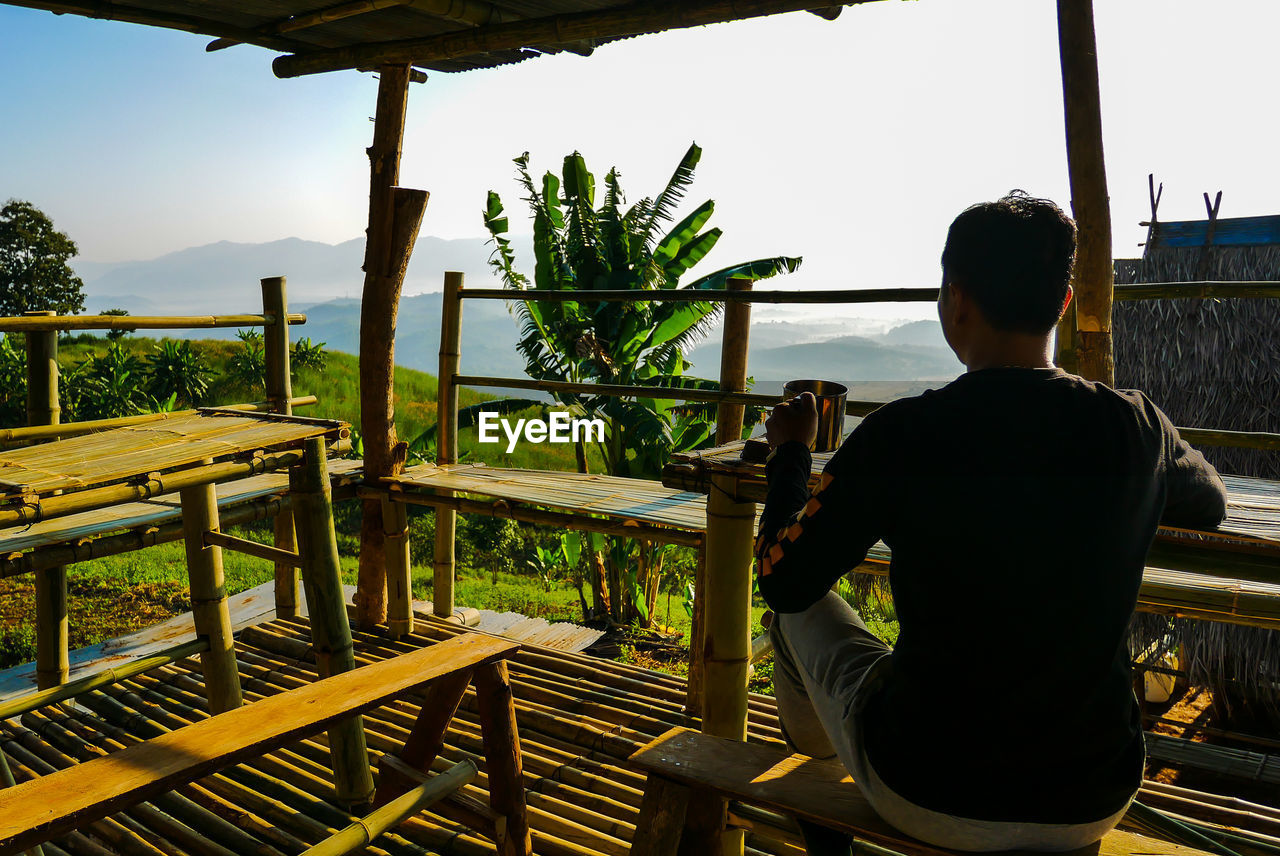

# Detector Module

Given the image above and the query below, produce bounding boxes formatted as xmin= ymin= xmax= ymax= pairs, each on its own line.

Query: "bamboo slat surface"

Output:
xmin=664 ymin=442 xmax=1280 ymax=551
xmin=0 ymin=617 xmax=1271 ymax=856
xmin=0 ymin=459 xmax=363 ymax=554
xmin=0 ymin=411 xmax=347 ymax=501
xmin=389 ymin=463 xmax=713 ymax=534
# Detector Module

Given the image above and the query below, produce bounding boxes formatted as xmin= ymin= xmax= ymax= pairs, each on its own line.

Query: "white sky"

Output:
xmin=2 ymin=0 xmax=1278 ymax=323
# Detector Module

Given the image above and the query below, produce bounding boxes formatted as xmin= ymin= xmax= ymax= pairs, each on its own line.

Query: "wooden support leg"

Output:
xmin=262 ymin=275 xmax=300 ymax=619
xmin=180 ymin=462 xmax=242 ymax=715
xmin=33 ymin=565 xmax=67 ymax=692
xmin=291 ymin=437 xmax=375 ymax=807
xmin=383 ymin=496 xmax=414 ymax=639
xmin=685 ymin=544 xmax=706 ymax=719
xmin=373 ymin=668 xmax=472 ymax=807
xmin=474 ymin=661 xmax=531 ymax=856
xmin=631 ymin=775 xmax=692 ymax=856
xmin=26 ymin=318 xmax=66 ymax=691
xmin=699 ymin=473 xmax=756 ymax=856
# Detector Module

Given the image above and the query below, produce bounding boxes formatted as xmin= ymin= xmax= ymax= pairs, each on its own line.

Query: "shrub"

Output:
xmin=147 ymin=339 xmax=211 ymax=407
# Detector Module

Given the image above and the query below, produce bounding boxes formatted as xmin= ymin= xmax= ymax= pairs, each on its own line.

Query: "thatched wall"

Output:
xmin=1118 ymin=242 xmax=1280 ymax=725
xmin=1113 ymin=245 xmax=1280 ymax=479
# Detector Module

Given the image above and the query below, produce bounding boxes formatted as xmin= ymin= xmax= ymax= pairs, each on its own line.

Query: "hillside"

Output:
xmin=49 ymin=335 xmax=582 ymax=472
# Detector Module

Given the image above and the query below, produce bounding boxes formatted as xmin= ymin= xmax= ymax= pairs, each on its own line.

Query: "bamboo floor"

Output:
xmin=5 ymin=617 xmax=1280 ymax=855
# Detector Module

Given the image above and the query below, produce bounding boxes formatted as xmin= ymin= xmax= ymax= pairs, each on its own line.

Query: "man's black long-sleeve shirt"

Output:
xmin=754 ymin=367 xmax=1228 ymax=825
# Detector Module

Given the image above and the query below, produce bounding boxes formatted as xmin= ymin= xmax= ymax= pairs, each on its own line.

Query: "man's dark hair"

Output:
xmin=940 ymin=191 xmax=1077 ymax=334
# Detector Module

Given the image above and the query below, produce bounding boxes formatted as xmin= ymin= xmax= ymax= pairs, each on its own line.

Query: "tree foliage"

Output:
xmin=0 ymin=200 xmax=86 ymax=317
xmin=484 ymin=143 xmax=800 ymax=626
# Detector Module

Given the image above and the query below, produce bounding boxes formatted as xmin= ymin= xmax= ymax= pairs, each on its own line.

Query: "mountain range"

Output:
xmin=73 ymin=237 xmax=962 ymax=385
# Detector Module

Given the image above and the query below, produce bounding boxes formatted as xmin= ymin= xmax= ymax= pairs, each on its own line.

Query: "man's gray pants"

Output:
xmin=769 ymin=591 xmax=1131 ymax=852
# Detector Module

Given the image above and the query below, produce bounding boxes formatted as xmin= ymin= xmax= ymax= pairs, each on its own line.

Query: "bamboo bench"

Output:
xmin=0 ymin=633 xmax=532 ymax=856
xmin=628 ymin=726 xmax=1212 ymax=856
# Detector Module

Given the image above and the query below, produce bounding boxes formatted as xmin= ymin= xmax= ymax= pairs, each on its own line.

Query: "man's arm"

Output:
xmin=754 ymin=406 xmax=889 ymax=613
xmin=1147 ymin=398 xmax=1228 ymax=528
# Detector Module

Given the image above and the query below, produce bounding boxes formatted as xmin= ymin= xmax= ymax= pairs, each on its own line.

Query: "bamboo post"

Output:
xmin=356 ymin=62 xmax=429 ymax=630
xmin=1057 ymin=0 xmax=1114 ymax=385
xmin=290 ymin=436 xmax=376 ymax=807
xmin=262 ymin=276 xmax=300 ymax=619
xmin=383 ymin=495 xmax=413 ymax=638
xmin=25 ymin=312 xmax=67 ymax=691
xmin=701 ymin=277 xmax=754 ymax=856
xmin=433 ymin=272 xmax=464 ymax=619
xmin=180 ymin=459 xmax=243 ymax=715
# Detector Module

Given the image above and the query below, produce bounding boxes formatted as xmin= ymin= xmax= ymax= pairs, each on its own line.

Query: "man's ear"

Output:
xmin=1060 ymin=285 xmax=1074 ymax=317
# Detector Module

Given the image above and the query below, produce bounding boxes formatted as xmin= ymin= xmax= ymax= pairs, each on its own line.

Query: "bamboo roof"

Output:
xmin=2 ymin=0 xmax=859 ymax=77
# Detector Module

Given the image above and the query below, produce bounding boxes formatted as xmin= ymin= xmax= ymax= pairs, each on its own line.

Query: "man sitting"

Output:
xmin=755 ymin=192 xmax=1228 ymax=854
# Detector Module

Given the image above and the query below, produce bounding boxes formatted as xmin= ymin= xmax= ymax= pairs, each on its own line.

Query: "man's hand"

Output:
xmin=765 ymin=391 xmax=818 ymax=449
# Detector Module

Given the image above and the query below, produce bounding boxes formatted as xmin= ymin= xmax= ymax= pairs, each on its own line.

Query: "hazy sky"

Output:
xmin=2 ymin=0 xmax=1278 ymax=322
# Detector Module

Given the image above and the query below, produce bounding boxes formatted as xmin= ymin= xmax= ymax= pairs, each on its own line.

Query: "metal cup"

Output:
xmin=782 ymin=379 xmax=848 ymax=453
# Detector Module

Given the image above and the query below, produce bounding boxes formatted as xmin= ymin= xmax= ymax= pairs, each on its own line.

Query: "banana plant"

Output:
xmin=483 ymin=142 xmax=800 ymax=625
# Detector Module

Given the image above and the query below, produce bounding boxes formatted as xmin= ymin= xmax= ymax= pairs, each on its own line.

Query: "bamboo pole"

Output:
xmin=0 ymin=396 xmax=319 ymax=445
xmin=433 ymin=272 xmax=465 ymax=619
xmin=290 ymin=436 xmax=376 ymax=807
xmin=462 ymin=281 xmax=1280 ymax=304
xmin=181 ymin=458 xmax=243 ymax=715
xmin=272 ymin=0 xmax=862 ymax=77
xmin=301 ymin=760 xmax=478 ymax=856
xmin=1057 ymin=0 xmax=1114 ymax=385
xmin=383 ymin=496 xmax=414 ymax=638
xmin=460 ymin=287 xmax=941 ymax=304
xmin=262 ymin=277 xmax=301 ymax=620
xmin=203 ymin=531 xmax=302 ymax=567
xmin=356 ymin=60 xmax=427 ymax=630
xmin=24 ymin=313 xmax=68 ymax=691
xmin=0 ymin=312 xmax=306 ymax=332
xmin=701 ymin=278 xmax=755 ymax=856
xmin=0 ymin=639 xmax=206 ymax=722
xmin=1 ymin=493 xmax=291 ymax=579
xmin=0 ymin=749 xmax=44 ymax=856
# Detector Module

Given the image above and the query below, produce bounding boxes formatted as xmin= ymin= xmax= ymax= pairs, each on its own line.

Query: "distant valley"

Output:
xmin=73 ymin=237 xmax=962 ymax=387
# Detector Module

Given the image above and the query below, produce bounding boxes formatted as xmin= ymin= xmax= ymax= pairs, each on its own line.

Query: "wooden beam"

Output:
xmin=1057 ymin=0 xmax=1114 ymax=384
xmin=355 ymin=60 xmax=427 ymax=629
xmin=273 ymin=0 xmax=866 ymax=77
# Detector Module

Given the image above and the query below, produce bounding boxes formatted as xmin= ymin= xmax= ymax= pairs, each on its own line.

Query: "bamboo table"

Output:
xmin=663 ymin=440 xmax=1280 ymax=626
xmin=0 ymin=409 xmax=350 ymax=709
